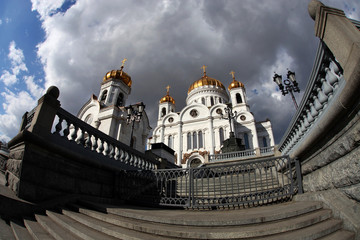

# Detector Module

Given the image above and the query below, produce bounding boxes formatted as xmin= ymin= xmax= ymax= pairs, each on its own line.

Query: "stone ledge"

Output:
xmin=294 ymin=189 xmax=360 ymax=240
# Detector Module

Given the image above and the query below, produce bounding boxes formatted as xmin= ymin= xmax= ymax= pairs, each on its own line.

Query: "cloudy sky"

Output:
xmin=0 ymin=0 xmax=359 ymax=144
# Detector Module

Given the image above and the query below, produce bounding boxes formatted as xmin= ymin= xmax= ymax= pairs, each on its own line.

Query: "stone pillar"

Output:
xmin=208 ymin=117 xmax=215 ymax=155
xmin=177 ymin=122 xmax=183 ymax=165
xmin=27 ymin=86 xmax=61 ymax=137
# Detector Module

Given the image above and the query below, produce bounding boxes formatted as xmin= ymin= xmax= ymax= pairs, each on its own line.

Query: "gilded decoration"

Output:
xmin=102 ymin=58 xmax=132 ymax=87
xmin=159 ymin=85 xmax=175 ymax=104
xmin=227 ymin=71 xmax=245 ymax=91
xmin=188 ymin=66 xmax=225 ymax=94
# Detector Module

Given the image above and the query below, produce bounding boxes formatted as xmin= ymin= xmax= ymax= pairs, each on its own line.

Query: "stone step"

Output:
xmin=318 ymin=230 xmax=355 ymax=240
xmin=62 ymin=208 xmax=173 ymax=240
xmin=23 ymin=218 xmax=56 ymax=240
xmin=257 ymin=218 xmax=343 ymax=240
xmin=0 ymin=218 xmax=15 ymax=240
xmin=35 ymin=213 xmax=81 ymax=240
xmin=72 ymin=203 xmax=333 ymax=239
xmin=46 ymin=210 xmax=117 ymax=240
xmin=79 ymin=200 xmax=323 ymax=226
xmin=10 ymin=221 xmax=33 ymax=240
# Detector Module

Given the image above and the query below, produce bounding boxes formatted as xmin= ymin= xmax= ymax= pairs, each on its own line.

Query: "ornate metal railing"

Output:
xmin=51 ymin=107 xmax=158 ymax=170
xmin=208 ymin=146 xmax=274 ymax=162
xmin=278 ymin=41 xmax=344 ymax=155
xmin=154 ymin=155 xmax=301 ymax=209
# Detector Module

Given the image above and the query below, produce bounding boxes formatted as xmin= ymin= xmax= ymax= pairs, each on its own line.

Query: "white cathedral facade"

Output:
xmin=77 ymin=61 xmax=151 ymax=153
xmin=149 ymin=67 xmax=275 ymax=168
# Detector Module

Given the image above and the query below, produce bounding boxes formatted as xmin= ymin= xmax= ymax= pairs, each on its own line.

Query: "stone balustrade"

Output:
xmin=278 ymin=41 xmax=344 ymax=156
xmin=20 ymin=86 xmax=158 ymax=171
xmin=209 ymin=146 xmax=274 ymax=162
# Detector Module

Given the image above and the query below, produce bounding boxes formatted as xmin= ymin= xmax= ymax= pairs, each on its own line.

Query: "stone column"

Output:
xmin=208 ymin=117 xmax=215 ymax=155
xmin=177 ymin=122 xmax=183 ymax=165
xmin=28 ymin=86 xmax=61 ymax=137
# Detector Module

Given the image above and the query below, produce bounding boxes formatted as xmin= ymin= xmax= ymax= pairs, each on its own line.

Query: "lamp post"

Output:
xmin=124 ymin=102 xmax=145 ymax=148
xmin=273 ymin=70 xmax=300 ymax=109
xmin=221 ymin=103 xmax=238 ymax=138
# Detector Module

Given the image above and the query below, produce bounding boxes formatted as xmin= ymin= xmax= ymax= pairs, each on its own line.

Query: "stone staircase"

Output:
xmin=0 ymin=199 xmax=355 ymax=240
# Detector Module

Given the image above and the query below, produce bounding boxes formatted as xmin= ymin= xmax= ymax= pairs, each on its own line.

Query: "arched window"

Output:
xmin=201 ymin=97 xmax=205 ymax=105
xmin=193 ymin=132 xmax=197 ymax=149
xmin=116 ymin=93 xmax=124 ymax=107
xmin=187 ymin=133 xmax=191 ymax=150
xmin=198 ymin=131 xmax=203 ymax=148
xmin=236 ymin=93 xmax=243 ymax=104
xmin=210 ymin=97 xmax=214 ymax=106
xmin=244 ymin=133 xmax=249 ymax=149
xmin=168 ymin=135 xmax=173 ymax=149
xmin=219 ymin=98 xmax=222 ymax=103
xmin=161 ymin=107 xmax=166 ymax=117
xmin=219 ymin=128 xmax=224 ymax=146
xmin=100 ymin=90 xmax=108 ymax=102
xmin=262 ymin=137 xmax=268 ymax=148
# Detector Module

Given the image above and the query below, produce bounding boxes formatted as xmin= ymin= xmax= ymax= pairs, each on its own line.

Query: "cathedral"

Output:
xmin=77 ymin=60 xmax=151 ymax=153
xmin=149 ymin=66 xmax=274 ymax=167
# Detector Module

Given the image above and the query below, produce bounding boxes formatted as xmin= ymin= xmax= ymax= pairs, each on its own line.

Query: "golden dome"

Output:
xmin=228 ymin=79 xmax=245 ymax=91
xmin=103 ymin=69 xmax=132 ymax=87
xmin=188 ymin=75 xmax=225 ymax=94
xmin=160 ymin=85 xmax=175 ymax=104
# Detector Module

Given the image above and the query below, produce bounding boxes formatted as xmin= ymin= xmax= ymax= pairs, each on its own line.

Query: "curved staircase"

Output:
xmin=0 ymin=199 xmax=355 ymax=240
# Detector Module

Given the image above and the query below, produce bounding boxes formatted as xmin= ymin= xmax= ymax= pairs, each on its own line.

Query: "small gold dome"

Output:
xmin=228 ymin=79 xmax=245 ymax=91
xmin=103 ymin=69 xmax=132 ymax=88
xmin=160 ymin=94 xmax=175 ymax=104
xmin=160 ymin=85 xmax=175 ymax=104
xmin=188 ymin=75 xmax=225 ymax=94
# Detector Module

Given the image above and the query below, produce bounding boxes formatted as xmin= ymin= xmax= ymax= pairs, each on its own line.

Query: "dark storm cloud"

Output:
xmin=33 ymin=0 xmax=359 ymax=144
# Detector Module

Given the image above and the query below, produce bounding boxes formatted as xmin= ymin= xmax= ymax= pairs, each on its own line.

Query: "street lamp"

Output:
xmin=124 ymin=102 xmax=145 ymax=147
xmin=221 ymin=103 xmax=238 ymax=138
xmin=273 ymin=70 xmax=300 ymax=109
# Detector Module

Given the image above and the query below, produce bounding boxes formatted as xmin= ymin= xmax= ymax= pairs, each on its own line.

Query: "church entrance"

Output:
xmin=189 ymin=158 xmax=202 ymax=168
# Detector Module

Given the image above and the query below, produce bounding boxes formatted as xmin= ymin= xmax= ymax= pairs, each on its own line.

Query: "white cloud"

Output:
xmin=0 ymin=89 xmax=38 ymax=142
xmin=0 ymin=41 xmax=28 ymax=86
xmin=31 ymin=0 xmax=66 ymax=20
xmin=0 ymin=42 xmax=45 ymax=141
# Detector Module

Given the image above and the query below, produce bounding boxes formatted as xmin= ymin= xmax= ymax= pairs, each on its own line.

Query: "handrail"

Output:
xmin=52 ymin=107 xmax=159 ymax=170
xmin=278 ymin=41 xmax=344 ymax=155
xmin=153 ymin=155 xmax=301 ymax=209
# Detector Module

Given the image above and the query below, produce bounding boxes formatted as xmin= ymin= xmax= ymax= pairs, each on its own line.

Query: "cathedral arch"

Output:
xmin=210 ymin=97 xmax=214 ymax=106
xmin=187 ymin=154 xmax=205 ymax=168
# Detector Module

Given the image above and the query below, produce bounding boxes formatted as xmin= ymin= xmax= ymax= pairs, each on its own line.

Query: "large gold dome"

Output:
xmin=188 ymin=75 xmax=225 ymax=94
xmin=103 ymin=69 xmax=132 ymax=88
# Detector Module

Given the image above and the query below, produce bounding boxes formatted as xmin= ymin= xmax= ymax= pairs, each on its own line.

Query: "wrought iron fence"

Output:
xmin=153 ymin=155 xmax=302 ymax=209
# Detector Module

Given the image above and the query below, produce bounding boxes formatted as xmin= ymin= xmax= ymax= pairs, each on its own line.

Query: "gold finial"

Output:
xmin=230 ymin=71 xmax=235 ymax=80
xmin=201 ymin=65 xmax=207 ymax=76
xmin=166 ymin=85 xmax=170 ymax=95
xmin=120 ymin=58 xmax=127 ymax=76
xmin=121 ymin=58 xmax=127 ymax=68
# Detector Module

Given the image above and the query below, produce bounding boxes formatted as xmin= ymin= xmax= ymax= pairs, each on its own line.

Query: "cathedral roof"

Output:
xmin=160 ymin=85 xmax=175 ymax=104
xmin=228 ymin=71 xmax=244 ymax=90
xmin=188 ymin=66 xmax=226 ymax=94
xmin=102 ymin=58 xmax=132 ymax=88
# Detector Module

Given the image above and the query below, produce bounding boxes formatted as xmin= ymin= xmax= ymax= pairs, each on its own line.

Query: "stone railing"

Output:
xmin=21 ymin=86 xmax=158 ymax=171
xmin=208 ymin=146 xmax=274 ymax=162
xmin=278 ymin=41 xmax=344 ymax=155
xmin=53 ymin=108 xmax=158 ymax=170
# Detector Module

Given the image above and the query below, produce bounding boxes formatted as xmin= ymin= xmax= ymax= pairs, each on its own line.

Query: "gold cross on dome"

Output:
xmin=166 ymin=85 xmax=170 ymax=94
xmin=230 ymin=71 xmax=235 ymax=80
xmin=121 ymin=58 xmax=127 ymax=68
xmin=201 ymin=65 xmax=207 ymax=76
